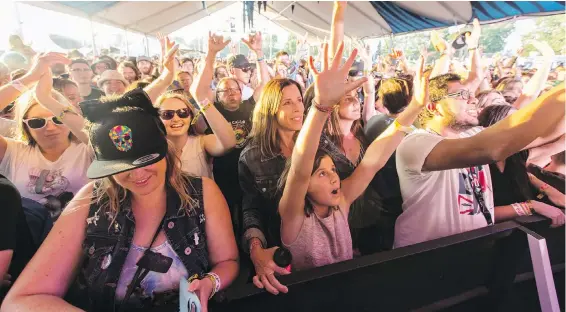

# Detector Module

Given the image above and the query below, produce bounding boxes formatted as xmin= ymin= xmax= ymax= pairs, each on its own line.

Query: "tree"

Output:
xmin=521 ymin=15 xmax=566 ymax=55
xmin=480 ymin=22 xmax=514 ymax=54
xmin=284 ymin=33 xmax=297 ymax=55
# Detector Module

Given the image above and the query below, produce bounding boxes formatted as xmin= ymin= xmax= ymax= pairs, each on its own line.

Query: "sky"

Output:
xmin=0 ymin=1 xmax=545 ymax=57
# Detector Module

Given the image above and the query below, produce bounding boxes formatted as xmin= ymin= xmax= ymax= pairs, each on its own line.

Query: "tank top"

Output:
xmin=283 ymin=208 xmax=353 ymax=271
xmin=180 ymin=136 xmax=213 ymax=178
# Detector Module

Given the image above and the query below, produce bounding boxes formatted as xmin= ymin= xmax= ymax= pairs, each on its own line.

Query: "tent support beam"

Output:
xmin=267 ymin=1 xmax=296 ymax=22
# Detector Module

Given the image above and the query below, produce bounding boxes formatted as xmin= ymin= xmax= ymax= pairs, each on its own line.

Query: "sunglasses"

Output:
xmin=435 ymin=89 xmax=471 ymax=102
xmin=504 ymin=95 xmax=517 ymax=104
xmin=236 ymin=67 xmax=252 ymax=73
xmin=159 ymin=108 xmax=191 ymax=120
xmin=23 ymin=116 xmax=64 ymax=129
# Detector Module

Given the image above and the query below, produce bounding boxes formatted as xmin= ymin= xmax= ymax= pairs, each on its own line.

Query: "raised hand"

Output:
xmin=352 ymin=39 xmax=371 ymax=70
xmin=208 ymin=32 xmax=231 ymax=55
xmin=242 ymin=32 xmax=263 ymax=53
xmin=465 ymin=18 xmax=481 ymax=49
xmin=430 ymin=30 xmax=448 ymax=53
xmin=159 ymin=35 xmax=178 ymax=73
xmin=27 ymin=52 xmax=70 ymax=82
xmin=309 ymin=42 xmax=367 ymax=107
xmin=412 ymin=53 xmax=429 ymax=107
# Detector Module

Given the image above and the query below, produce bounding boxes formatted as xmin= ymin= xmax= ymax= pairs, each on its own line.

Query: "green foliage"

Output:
xmin=521 ymin=14 xmax=566 ymax=55
xmin=284 ymin=33 xmax=297 ymax=55
xmin=480 ymin=23 xmax=514 ymax=54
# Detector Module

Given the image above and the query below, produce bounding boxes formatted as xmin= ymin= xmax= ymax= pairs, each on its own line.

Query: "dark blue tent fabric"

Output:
xmin=369 ymin=1 xmax=564 ymax=34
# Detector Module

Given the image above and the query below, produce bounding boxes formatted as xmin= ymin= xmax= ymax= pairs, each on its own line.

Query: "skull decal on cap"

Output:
xmin=109 ymin=125 xmax=133 ymax=152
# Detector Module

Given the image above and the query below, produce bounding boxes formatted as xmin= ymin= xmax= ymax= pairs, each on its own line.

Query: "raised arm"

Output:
xmin=341 ymin=54 xmax=427 ymax=207
xmin=144 ymin=36 xmax=179 ymax=103
xmin=1 ymin=183 xmax=93 ymax=312
xmin=242 ymin=32 xmax=270 ymax=102
xmin=513 ymin=40 xmax=555 ymax=109
xmin=278 ymin=42 xmax=366 ymax=243
xmin=191 ymin=32 xmax=230 ymax=104
xmin=330 ymin=1 xmax=346 ymax=57
xmin=430 ymin=31 xmax=452 ymax=78
xmin=463 ymin=19 xmax=484 ymax=94
xmin=35 ymin=68 xmax=88 ymax=144
xmin=353 ymin=40 xmax=377 ymax=123
xmin=200 ymin=102 xmax=237 ymax=157
xmin=423 ymin=84 xmax=566 ymax=172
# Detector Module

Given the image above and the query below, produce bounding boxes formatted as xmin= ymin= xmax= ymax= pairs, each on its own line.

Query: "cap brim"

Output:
xmin=86 ymin=148 xmax=167 ymax=179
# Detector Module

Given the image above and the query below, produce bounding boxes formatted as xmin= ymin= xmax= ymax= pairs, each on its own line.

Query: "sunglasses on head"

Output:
xmin=158 ymin=108 xmax=191 ymax=120
xmin=23 ymin=116 xmax=64 ymax=129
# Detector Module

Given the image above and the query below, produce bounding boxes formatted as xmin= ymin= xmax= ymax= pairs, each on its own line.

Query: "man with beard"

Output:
xmin=393 ymin=74 xmax=565 ymax=248
xmin=136 ymin=56 xmax=154 ymax=79
xmin=192 ymin=31 xmax=269 ymax=237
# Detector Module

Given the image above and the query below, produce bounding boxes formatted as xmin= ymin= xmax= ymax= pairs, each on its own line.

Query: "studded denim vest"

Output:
xmin=74 ymin=177 xmax=208 ymax=311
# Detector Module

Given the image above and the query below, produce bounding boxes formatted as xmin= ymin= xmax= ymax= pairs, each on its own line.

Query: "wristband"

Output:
xmin=11 ymin=80 xmax=29 ymax=93
xmin=512 ymin=203 xmax=527 ymax=216
xmin=191 ymin=99 xmax=212 ymax=125
xmin=256 ymin=56 xmax=265 ymax=62
xmin=58 ymin=107 xmax=76 ymax=120
xmin=204 ymin=272 xmax=221 ymax=299
xmin=394 ymin=119 xmax=414 ymax=135
xmin=312 ymin=99 xmax=336 ymax=114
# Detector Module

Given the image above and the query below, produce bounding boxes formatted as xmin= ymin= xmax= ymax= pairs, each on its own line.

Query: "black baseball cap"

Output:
xmin=228 ymin=54 xmax=252 ymax=69
xmin=80 ymin=89 xmax=169 ymax=179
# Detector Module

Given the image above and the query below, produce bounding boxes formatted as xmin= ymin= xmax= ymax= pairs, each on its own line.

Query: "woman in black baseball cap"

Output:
xmin=4 ymin=88 xmax=239 ymax=311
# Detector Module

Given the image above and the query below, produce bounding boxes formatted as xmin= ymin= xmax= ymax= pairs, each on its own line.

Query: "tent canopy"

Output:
xmin=24 ymin=1 xmax=565 ymax=39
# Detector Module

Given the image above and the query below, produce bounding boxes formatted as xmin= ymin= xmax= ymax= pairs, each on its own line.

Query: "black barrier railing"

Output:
xmin=212 ymin=217 xmax=564 ymax=312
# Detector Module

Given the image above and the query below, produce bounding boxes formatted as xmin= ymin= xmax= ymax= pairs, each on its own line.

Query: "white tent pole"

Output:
xmin=144 ymin=34 xmax=149 ymax=56
xmin=124 ymin=28 xmax=129 ymax=56
xmin=89 ymin=19 xmax=98 ymax=57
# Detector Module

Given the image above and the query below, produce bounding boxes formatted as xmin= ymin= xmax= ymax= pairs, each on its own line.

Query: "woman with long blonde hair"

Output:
xmin=0 ymin=53 xmax=91 ymax=217
xmin=155 ymin=92 xmax=236 ymax=178
xmin=3 ymin=89 xmax=238 ymax=312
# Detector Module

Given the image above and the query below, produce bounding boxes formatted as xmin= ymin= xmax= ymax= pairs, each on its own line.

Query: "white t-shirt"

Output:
xmin=179 ymin=136 xmax=213 ymax=178
xmin=0 ymin=139 xmax=93 ymax=204
xmin=394 ymin=127 xmax=494 ymax=248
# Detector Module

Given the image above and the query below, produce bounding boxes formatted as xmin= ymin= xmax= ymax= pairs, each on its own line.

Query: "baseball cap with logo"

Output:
xmin=80 ymin=89 xmax=169 ymax=179
xmin=227 ymin=54 xmax=252 ymax=69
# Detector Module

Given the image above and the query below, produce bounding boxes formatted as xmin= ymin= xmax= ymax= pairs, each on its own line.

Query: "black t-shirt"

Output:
xmin=0 ymin=175 xmax=35 ymax=297
xmin=212 ymin=98 xmax=255 ymax=208
xmin=83 ymin=87 xmax=105 ymax=101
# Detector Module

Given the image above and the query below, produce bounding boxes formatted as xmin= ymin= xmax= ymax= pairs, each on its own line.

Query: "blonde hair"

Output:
xmin=249 ymin=78 xmax=302 ymax=159
xmin=92 ymin=142 xmax=198 ymax=225
xmin=13 ymin=90 xmax=78 ymax=146
xmin=155 ymin=92 xmax=198 ymax=136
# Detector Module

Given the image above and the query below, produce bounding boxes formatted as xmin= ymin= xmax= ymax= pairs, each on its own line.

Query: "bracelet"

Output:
xmin=468 ymin=47 xmax=478 ymax=51
xmin=11 ymin=80 xmax=29 ymax=93
xmin=536 ymin=182 xmax=549 ymax=199
xmin=204 ymin=272 xmax=221 ymax=299
xmin=393 ymin=119 xmax=414 ymax=135
xmin=312 ymin=99 xmax=336 ymax=114
xmin=191 ymin=100 xmax=212 ymax=125
xmin=256 ymin=56 xmax=265 ymax=62
xmin=512 ymin=203 xmax=527 ymax=216
xmin=58 ymin=107 xmax=75 ymax=120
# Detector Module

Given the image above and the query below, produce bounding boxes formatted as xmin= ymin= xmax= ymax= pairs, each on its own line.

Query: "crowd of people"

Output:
xmin=0 ymin=2 xmax=564 ymax=311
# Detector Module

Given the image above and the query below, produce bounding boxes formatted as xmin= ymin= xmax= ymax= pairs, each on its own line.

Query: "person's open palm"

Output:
xmin=465 ymin=18 xmax=481 ymax=49
xmin=160 ymin=35 xmax=178 ymax=73
xmin=28 ymin=52 xmax=70 ymax=82
xmin=412 ymin=53 xmax=429 ymax=107
xmin=242 ymin=32 xmax=263 ymax=53
xmin=309 ymin=42 xmax=367 ymax=108
xmin=208 ymin=32 xmax=231 ymax=54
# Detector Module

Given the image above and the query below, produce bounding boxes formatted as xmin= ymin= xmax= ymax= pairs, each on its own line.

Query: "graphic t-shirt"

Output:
xmin=212 ymin=98 xmax=255 ymax=208
xmin=394 ymin=127 xmax=494 ymax=248
xmin=0 ymin=139 xmax=93 ymax=204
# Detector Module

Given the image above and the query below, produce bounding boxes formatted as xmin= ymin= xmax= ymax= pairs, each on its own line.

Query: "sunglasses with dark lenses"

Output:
xmin=236 ymin=67 xmax=251 ymax=73
xmin=23 ymin=116 xmax=64 ymax=129
xmin=504 ymin=96 xmax=517 ymax=104
xmin=159 ymin=108 xmax=191 ymax=120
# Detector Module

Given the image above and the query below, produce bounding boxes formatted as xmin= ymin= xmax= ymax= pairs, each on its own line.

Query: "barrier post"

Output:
xmin=519 ymin=226 xmax=560 ymax=312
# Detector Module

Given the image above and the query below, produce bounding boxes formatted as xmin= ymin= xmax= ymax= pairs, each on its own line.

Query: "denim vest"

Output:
xmin=74 ymin=177 xmax=209 ymax=311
